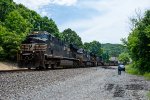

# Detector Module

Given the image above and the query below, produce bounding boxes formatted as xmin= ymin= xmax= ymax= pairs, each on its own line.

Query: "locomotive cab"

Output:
xmin=18 ymin=31 xmax=50 ymax=69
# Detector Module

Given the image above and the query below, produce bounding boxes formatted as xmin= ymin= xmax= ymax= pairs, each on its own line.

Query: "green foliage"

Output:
xmin=5 ymin=10 xmax=32 ymax=34
xmin=39 ymin=17 xmax=60 ymax=38
xmin=61 ymin=28 xmax=83 ymax=47
xmin=0 ymin=0 xmax=15 ymax=21
xmin=83 ymin=41 xmax=102 ymax=56
xmin=101 ymin=51 xmax=109 ymax=62
xmin=118 ymin=53 xmax=130 ymax=64
xmin=101 ymin=43 xmax=126 ymax=57
xmin=120 ymin=38 xmax=128 ymax=47
xmin=125 ymin=64 xmax=141 ymax=75
xmin=0 ymin=0 xmax=60 ymax=60
xmin=147 ymin=91 xmax=150 ymax=99
xmin=0 ymin=25 xmax=23 ymax=59
xmin=127 ymin=10 xmax=150 ymax=73
xmin=126 ymin=64 xmax=150 ymax=81
xmin=144 ymin=73 xmax=150 ymax=80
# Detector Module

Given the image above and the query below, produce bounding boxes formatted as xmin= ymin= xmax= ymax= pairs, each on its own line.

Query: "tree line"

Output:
xmin=126 ymin=10 xmax=150 ymax=73
xmin=0 ymin=0 xmax=125 ymax=61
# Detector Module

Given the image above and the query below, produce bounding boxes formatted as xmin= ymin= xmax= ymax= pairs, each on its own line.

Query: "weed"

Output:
xmin=147 ymin=91 xmax=150 ymax=100
xmin=144 ymin=73 xmax=150 ymax=80
xmin=125 ymin=64 xmax=141 ymax=75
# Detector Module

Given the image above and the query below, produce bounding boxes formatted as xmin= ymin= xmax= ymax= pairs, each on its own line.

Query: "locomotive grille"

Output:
xmin=34 ymin=44 xmax=47 ymax=51
xmin=21 ymin=44 xmax=33 ymax=51
xmin=21 ymin=44 xmax=47 ymax=52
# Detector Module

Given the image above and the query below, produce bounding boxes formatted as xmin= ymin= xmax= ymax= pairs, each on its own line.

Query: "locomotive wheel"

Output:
xmin=83 ymin=62 xmax=86 ymax=67
xmin=73 ymin=61 xmax=79 ymax=68
xmin=18 ymin=61 xmax=23 ymax=68
xmin=45 ymin=64 xmax=49 ymax=69
xmin=28 ymin=67 xmax=31 ymax=70
xmin=51 ymin=64 xmax=55 ymax=69
xmin=39 ymin=66 xmax=43 ymax=70
xmin=36 ymin=67 xmax=39 ymax=70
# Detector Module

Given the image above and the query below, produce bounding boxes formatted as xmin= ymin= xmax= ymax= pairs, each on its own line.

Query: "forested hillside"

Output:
xmin=101 ymin=43 xmax=126 ymax=57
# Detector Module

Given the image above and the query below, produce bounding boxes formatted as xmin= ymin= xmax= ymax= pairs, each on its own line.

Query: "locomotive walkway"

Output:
xmin=0 ymin=66 xmax=150 ymax=100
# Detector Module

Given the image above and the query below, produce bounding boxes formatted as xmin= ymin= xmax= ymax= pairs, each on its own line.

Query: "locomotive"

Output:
xmin=17 ymin=31 xmax=104 ymax=69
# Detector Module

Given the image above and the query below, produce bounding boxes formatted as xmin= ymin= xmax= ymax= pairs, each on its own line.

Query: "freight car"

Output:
xmin=17 ymin=31 xmax=103 ymax=69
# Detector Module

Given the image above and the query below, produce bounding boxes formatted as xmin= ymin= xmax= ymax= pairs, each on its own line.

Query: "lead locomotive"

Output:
xmin=17 ymin=31 xmax=103 ymax=69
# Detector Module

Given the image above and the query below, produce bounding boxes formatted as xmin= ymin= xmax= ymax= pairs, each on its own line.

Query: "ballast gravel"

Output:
xmin=0 ymin=66 xmax=150 ymax=100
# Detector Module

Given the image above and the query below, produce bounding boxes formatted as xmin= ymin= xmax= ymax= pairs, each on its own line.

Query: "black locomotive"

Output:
xmin=17 ymin=31 xmax=104 ymax=69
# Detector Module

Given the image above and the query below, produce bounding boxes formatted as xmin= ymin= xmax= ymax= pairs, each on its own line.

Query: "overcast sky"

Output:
xmin=14 ymin=0 xmax=150 ymax=44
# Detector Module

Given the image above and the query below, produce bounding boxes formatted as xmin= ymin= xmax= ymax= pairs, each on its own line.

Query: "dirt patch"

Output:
xmin=132 ymin=91 xmax=141 ymax=100
xmin=0 ymin=62 xmax=18 ymax=70
xmin=105 ymin=84 xmax=114 ymax=91
xmin=101 ymin=66 xmax=116 ymax=70
xmin=126 ymin=84 xmax=146 ymax=90
xmin=113 ymin=85 xmax=125 ymax=97
xmin=130 ymin=79 xmax=144 ymax=82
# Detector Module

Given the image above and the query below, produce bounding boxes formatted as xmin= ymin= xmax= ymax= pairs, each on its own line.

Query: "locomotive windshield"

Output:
xmin=22 ymin=34 xmax=49 ymax=44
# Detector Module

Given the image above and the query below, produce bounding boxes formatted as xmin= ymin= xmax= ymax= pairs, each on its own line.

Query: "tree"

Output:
xmin=127 ymin=10 xmax=150 ymax=73
xmin=83 ymin=41 xmax=102 ymax=56
xmin=102 ymin=51 xmax=109 ymax=63
xmin=61 ymin=28 xmax=83 ymax=47
xmin=5 ymin=10 xmax=32 ymax=34
xmin=0 ymin=0 xmax=15 ymax=21
xmin=120 ymin=38 xmax=128 ymax=47
xmin=0 ymin=25 xmax=7 ymax=59
xmin=101 ymin=43 xmax=126 ymax=57
xmin=40 ymin=17 xmax=60 ymax=38
xmin=0 ymin=25 xmax=23 ymax=59
xmin=118 ymin=53 xmax=130 ymax=64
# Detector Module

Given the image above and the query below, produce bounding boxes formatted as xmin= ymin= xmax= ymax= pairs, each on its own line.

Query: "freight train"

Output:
xmin=17 ymin=31 xmax=104 ymax=69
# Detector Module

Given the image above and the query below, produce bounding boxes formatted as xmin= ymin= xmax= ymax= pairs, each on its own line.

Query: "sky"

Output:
xmin=14 ymin=0 xmax=150 ymax=44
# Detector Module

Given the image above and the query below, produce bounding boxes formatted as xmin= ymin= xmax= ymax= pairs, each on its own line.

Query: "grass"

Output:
xmin=144 ymin=73 xmax=150 ymax=80
xmin=147 ymin=91 xmax=150 ymax=100
xmin=125 ymin=64 xmax=150 ymax=80
xmin=125 ymin=64 xmax=141 ymax=75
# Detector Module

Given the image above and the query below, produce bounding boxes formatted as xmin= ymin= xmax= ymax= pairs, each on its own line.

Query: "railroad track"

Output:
xmin=0 ymin=68 xmax=39 ymax=73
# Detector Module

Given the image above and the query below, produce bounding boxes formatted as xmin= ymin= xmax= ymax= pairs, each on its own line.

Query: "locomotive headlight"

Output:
xmin=21 ymin=45 xmax=24 ymax=48
xmin=33 ymin=50 xmax=35 ymax=53
xmin=20 ymin=51 xmax=22 ymax=54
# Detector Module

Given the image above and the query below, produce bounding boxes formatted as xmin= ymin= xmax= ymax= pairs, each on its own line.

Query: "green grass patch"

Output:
xmin=147 ymin=91 xmax=150 ymax=100
xmin=144 ymin=73 xmax=150 ymax=80
xmin=125 ymin=64 xmax=141 ymax=75
xmin=126 ymin=64 xmax=150 ymax=80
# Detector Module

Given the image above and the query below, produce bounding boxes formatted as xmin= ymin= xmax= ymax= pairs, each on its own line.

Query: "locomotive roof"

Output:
xmin=30 ymin=31 xmax=55 ymax=37
xmin=30 ymin=31 xmax=49 ymax=34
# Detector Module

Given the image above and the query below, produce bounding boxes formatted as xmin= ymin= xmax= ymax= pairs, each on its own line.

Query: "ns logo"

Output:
xmin=28 ymin=44 xmax=32 ymax=50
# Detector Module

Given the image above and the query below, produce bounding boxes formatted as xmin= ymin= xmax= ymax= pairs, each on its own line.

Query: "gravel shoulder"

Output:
xmin=0 ymin=66 xmax=150 ymax=100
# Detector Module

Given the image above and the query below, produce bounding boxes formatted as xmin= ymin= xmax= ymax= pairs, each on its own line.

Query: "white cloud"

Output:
xmin=14 ymin=0 xmax=77 ymax=10
xmin=14 ymin=0 xmax=51 ymax=10
xmin=53 ymin=0 xmax=77 ymax=6
xmin=59 ymin=0 xmax=150 ymax=43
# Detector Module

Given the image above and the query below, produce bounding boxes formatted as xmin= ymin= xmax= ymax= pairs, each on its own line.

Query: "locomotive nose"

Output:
xmin=21 ymin=44 xmax=47 ymax=52
xmin=22 ymin=53 xmax=33 ymax=60
xmin=34 ymin=44 xmax=47 ymax=51
xmin=21 ymin=44 xmax=35 ymax=51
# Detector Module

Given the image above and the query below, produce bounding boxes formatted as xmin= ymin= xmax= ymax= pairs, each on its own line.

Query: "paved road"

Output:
xmin=0 ymin=66 xmax=150 ymax=100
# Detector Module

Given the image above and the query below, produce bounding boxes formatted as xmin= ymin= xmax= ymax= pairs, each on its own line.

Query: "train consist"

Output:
xmin=17 ymin=31 xmax=104 ymax=69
